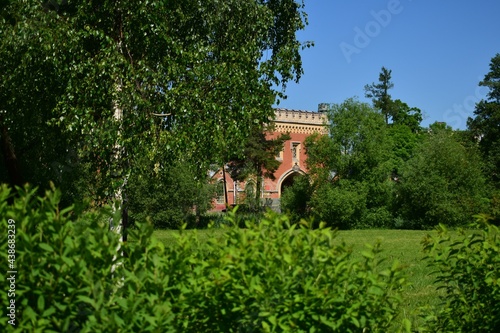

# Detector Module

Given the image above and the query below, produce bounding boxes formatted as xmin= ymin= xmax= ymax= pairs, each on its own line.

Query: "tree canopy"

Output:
xmin=285 ymin=84 xmax=489 ymax=229
xmin=467 ymin=53 xmax=500 ymax=186
xmin=398 ymin=128 xmax=487 ymax=228
xmin=365 ymin=67 xmax=423 ymax=131
xmin=326 ymin=98 xmax=390 ymax=181
xmin=390 ymin=99 xmax=423 ymax=132
xmin=0 ymin=0 xmax=310 ymax=206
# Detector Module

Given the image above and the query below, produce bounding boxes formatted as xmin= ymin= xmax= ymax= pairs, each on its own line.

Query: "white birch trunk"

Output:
xmin=110 ymin=81 xmax=124 ymax=274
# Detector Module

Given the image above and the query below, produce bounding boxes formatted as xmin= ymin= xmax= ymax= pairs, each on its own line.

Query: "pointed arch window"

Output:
xmin=291 ymin=142 xmax=300 ymax=162
xmin=216 ymin=180 xmax=225 ymax=204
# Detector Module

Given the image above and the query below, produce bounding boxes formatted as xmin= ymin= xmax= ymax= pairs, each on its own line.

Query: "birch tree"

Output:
xmin=1 ymin=1 xmax=310 ymax=231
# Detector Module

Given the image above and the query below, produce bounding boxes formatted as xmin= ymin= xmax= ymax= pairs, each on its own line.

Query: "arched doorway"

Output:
xmin=279 ymin=170 xmax=304 ymax=197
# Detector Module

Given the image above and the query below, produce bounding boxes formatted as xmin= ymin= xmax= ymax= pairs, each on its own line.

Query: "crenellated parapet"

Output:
xmin=211 ymin=105 xmax=329 ymax=212
xmin=273 ymin=108 xmax=328 ymax=135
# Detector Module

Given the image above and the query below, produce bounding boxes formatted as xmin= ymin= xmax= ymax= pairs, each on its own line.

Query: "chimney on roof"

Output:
xmin=318 ymin=103 xmax=328 ymax=113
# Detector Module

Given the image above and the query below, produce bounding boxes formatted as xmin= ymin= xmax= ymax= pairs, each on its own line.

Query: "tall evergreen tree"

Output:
xmin=365 ymin=67 xmax=394 ymax=124
xmin=226 ymin=124 xmax=290 ymax=210
xmin=467 ymin=53 xmax=500 ymax=186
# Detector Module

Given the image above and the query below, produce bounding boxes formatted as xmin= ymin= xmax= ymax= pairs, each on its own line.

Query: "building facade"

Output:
xmin=212 ymin=106 xmax=328 ymax=211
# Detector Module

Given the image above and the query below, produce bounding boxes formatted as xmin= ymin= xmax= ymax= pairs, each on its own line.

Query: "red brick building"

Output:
xmin=212 ymin=106 xmax=328 ymax=211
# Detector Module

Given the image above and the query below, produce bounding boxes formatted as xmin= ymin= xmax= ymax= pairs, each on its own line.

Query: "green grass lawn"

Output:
xmin=334 ymin=230 xmax=442 ymax=331
xmin=153 ymin=227 xmax=445 ymax=331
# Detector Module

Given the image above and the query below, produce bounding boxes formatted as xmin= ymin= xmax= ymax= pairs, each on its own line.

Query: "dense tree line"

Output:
xmin=283 ymin=61 xmax=500 ymax=229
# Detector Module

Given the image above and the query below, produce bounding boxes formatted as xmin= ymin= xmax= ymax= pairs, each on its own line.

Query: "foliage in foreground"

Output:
xmin=422 ymin=215 xmax=500 ymax=332
xmin=1 ymin=185 xmax=408 ymax=332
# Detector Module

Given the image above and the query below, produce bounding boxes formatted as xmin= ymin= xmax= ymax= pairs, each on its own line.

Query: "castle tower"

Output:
xmin=211 ymin=105 xmax=328 ymax=211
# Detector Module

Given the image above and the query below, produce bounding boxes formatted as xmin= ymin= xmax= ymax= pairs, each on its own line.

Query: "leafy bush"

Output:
xmin=310 ymin=180 xmax=367 ymax=229
xmin=1 ymin=185 xmax=409 ymax=332
xmin=490 ymin=189 xmax=500 ymax=225
xmin=422 ymin=215 xmax=500 ymax=332
xmin=0 ymin=184 xmax=129 ymax=332
xmin=280 ymin=175 xmax=313 ymax=223
xmin=360 ymin=207 xmax=394 ymax=229
xmin=398 ymin=130 xmax=488 ymax=228
xmin=281 ymin=175 xmax=395 ymax=230
xmin=183 ymin=210 xmax=408 ymax=332
xmin=127 ymin=159 xmax=214 ymax=228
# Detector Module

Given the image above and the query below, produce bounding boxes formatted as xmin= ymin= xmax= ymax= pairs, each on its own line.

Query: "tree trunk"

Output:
xmin=0 ymin=122 xmax=23 ymax=187
xmin=222 ymin=164 xmax=229 ymax=210
xmin=110 ymin=88 xmax=126 ymax=271
xmin=255 ymin=172 xmax=262 ymax=211
xmin=110 ymin=95 xmax=125 ymax=242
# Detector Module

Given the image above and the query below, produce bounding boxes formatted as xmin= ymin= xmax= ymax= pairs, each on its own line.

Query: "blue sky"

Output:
xmin=276 ymin=0 xmax=500 ymax=129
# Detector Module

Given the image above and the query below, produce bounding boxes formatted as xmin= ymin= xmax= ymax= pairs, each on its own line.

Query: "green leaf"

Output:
xmin=77 ymin=295 xmax=96 ymax=308
xmin=361 ymin=251 xmax=374 ymax=259
xmin=42 ymin=307 xmax=56 ymax=317
xmin=37 ymin=295 xmax=45 ymax=311
xmin=39 ymin=243 xmax=54 ymax=252
xmin=403 ymin=318 xmax=412 ymax=332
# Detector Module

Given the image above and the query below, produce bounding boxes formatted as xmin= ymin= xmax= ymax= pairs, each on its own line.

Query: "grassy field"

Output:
xmin=334 ymin=230 xmax=442 ymax=330
xmin=153 ymin=227 xmax=445 ymax=331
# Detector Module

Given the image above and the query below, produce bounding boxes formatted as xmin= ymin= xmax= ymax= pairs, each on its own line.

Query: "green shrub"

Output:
xmin=280 ymin=175 xmax=313 ymax=223
xmin=127 ymin=159 xmax=214 ymax=229
xmin=179 ymin=210 xmax=408 ymax=332
xmin=490 ymin=189 xmax=500 ymax=225
xmin=0 ymin=184 xmax=125 ymax=332
xmin=0 ymin=185 xmax=409 ymax=332
xmin=310 ymin=180 xmax=367 ymax=229
xmin=422 ymin=215 xmax=500 ymax=332
xmin=359 ymin=207 xmax=394 ymax=229
xmin=398 ymin=131 xmax=488 ymax=229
